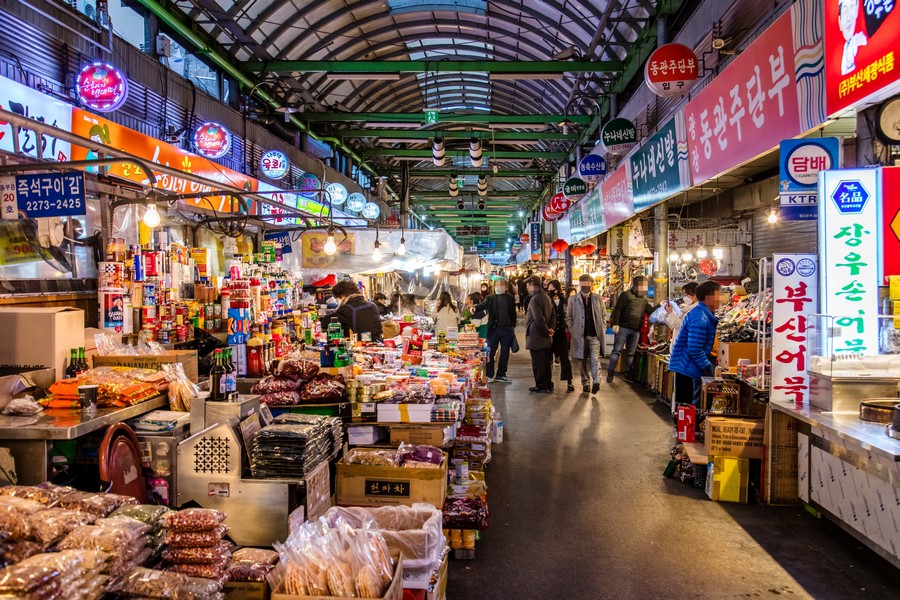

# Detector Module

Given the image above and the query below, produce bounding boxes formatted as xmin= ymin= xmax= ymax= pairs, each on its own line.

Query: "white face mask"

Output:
xmin=496 ymin=286 xmax=506 ymax=294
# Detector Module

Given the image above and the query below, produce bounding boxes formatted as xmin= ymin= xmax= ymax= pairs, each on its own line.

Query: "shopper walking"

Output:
xmin=477 ymin=279 xmax=517 ymax=383
xmin=607 ymin=275 xmax=654 ymax=383
xmin=433 ymin=291 xmax=460 ymax=333
xmin=567 ymin=274 xmax=607 ymax=394
xmin=664 ymin=281 xmax=698 ymax=345
xmin=462 ymin=292 xmax=489 ymax=339
xmin=518 ymin=275 xmax=529 ymax=313
xmin=547 ymin=280 xmax=574 ymax=392
xmin=329 ymin=280 xmax=383 ymax=341
xmin=525 ymin=276 xmax=555 ymax=393
xmin=668 ymin=280 xmax=723 ymax=407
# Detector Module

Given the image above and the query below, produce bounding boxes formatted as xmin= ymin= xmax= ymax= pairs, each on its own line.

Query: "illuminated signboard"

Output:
xmin=76 ymin=63 xmax=128 ymax=113
xmin=260 ymin=150 xmax=290 ymax=180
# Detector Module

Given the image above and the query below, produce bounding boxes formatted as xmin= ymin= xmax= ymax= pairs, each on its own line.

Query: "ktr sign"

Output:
xmin=830 ymin=180 xmax=870 ymax=214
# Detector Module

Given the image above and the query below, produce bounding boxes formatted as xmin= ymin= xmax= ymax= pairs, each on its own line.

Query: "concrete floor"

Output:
xmin=447 ymin=346 xmax=900 ymax=599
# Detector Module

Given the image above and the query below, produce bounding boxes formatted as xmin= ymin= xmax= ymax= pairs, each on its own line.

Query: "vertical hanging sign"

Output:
xmin=778 ymin=137 xmax=840 ymax=220
xmin=529 ymin=222 xmax=541 ymax=259
xmin=771 ymin=254 xmax=818 ymax=404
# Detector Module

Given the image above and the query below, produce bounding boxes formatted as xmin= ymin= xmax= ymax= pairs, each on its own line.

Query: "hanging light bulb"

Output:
xmin=669 ymin=252 xmax=680 ymax=262
xmin=397 ymin=236 xmax=407 ymax=256
xmin=712 ymin=243 xmax=724 ymax=260
xmin=682 ymin=251 xmax=694 ymax=262
xmin=372 ymin=240 xmax=382 ymax=262
xmin=697 ymin=246 xmax=708 ymax=258
xmin=767 ymin=207 xmax=778 ymax=224
xmin=143 ymin=204 xmax=161 ymax=228
xmin=323 ymin=227 xmax=337 ymax=255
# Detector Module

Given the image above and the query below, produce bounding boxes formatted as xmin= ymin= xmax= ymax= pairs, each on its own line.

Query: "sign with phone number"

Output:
xmin=2 ymin=172 xmax=86 ymax=219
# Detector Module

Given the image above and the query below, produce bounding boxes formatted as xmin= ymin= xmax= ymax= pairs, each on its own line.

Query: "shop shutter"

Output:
xmin=750 ymin=211 xmax=817 ymax=259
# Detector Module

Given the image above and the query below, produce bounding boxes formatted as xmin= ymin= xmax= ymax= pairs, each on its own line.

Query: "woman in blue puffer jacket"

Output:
xmin=668 ymin=280 xmax=723 ymax=407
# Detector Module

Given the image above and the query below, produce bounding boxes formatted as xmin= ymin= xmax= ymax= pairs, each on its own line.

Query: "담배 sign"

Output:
xmin=600 ymin=118 xmax=637 ymax=155
xmin=13 ymin=172 xmax=86 ymax=218
xmin=819 ymin=168 xmax=880 ymax=356
xmin=771 ymin=254 xmax=818 ymax=404
xmin=778 ymin=137 xmax=840 ymax=220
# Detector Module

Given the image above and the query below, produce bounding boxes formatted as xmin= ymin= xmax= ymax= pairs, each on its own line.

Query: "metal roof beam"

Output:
xmin=247 ymin=60 xmax=623 ymax=74
xmin=364 ymin=148 xmax=566 ymax=160
xmin=302 ymin=113 xmax=590 ymax=124
xmin=409 ymin=169 xmax=554 ymax=177
xmin=338 ymin=129 xmax=576 ymax=141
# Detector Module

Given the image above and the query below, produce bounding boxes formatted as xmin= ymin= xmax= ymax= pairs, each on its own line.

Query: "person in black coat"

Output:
xmin=547 ymin=279 xmax=574 ymax=392
xmin=373 ymin=293 xmax=390 ymax=317
xmin=329 ymin=280 xmax=383 ymax=341
xmin=474 ymin=279 xmax=517 ymax=383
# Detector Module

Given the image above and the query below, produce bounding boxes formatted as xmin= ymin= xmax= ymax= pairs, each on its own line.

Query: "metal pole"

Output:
xmin=652 ymin=16 xmax=669 ymax=298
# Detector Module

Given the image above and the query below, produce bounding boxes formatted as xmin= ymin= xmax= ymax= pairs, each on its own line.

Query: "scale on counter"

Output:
xmin=177 ymin=395 xmax=305 ymax=546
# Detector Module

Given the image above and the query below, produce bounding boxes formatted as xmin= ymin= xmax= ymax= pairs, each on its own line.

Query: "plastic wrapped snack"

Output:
xmin=0 ymin=496 xmax=46 ymax=514
xmin=257 ymin=390 xmax=301 ymax=406
xmin=298 ymin=374 xmax=345 ymax=403
xmin=251 ymin=376 xmax=301 ymax=395
xmin=1 ymin=540 xmax=43 ymax=565
xmin=95 ymin=515 xmax=152 ymax=538
xmin=163 ymin=508 xmax=227 ymax=533
xmin=26 ymin=508 xmax=98 ymax=546
xmin=164 ymin=526 xmax=229 ymax=548
xmin=56 ymin=491 xmax=138 ymax=516
xmin=107 ymin=567 xmax=223 ymax=599
xmin=0 ymin=564 xmax=59 ymax=598
xmin=225 ymin=561 xmax=274 ymax=582
xmin=161 ymin=362 xmax=200 ymax=413
xmin=161 ymin=541 xmax=233 ymax=564
xmin=57 ymin=524 xmax=135 ymax=555
xmin=231 ymin=548 xmax=278 ymax=565
xmin=165 ymin=559 xmax=229 ymax=581
xmin=0 ymin=484 xmax=70 ymax=506
xmin=344 ymin=448 xmax=400 ymax=467
xmin=0 ymin=497 xmax=46 ymax=542
xmin=110 ymin=505 xmax=172 ymax=528
xmin=397 ymin=443 xmax=444 ymax=468
xmin=275 ymin=359 xmax=319 ymax=382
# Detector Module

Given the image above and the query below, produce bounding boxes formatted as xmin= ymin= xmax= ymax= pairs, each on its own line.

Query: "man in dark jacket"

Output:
xmin=476 ymin=279 xmax=517 ymax=383
xmin=330 ymin=280 xmax=383 ymax=341
xmin=607 ymin=275 xmax=654 ymax=383
xmin=525 ymin=276 xmax=556 ymax=393
xmin=669 ymin=280 xmax=722 ymax=407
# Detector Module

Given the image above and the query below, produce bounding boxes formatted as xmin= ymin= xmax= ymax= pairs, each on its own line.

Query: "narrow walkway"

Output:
xmin=448 ymin=344 xmax=900 ymax=599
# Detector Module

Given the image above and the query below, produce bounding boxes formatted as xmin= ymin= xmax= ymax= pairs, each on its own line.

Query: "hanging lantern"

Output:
xmin=699 ymin=257 xmax=720 ymax=275
xmin=551 ymin=239 xmax=569 ymax=253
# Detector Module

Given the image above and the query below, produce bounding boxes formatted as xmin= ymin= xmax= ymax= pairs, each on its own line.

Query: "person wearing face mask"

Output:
xmin=329 ymin=280 xmax=383 ymax=341
xmin=607 ymin=275 xmax=655 ymax=383
xmin=476 ymin=279 xmax=517 ymax=383
xmin=524 ymin=276 xmax=556 ymax=393
xmin=669 ymin=280 xmax=723 ymax=408
xmin=664 ymin=281 xmax=699 ymax=345
xmin=547 ymin=279 xmax=574 ymax=392
xmin=566 ymin=274 xmax=607 ymax=394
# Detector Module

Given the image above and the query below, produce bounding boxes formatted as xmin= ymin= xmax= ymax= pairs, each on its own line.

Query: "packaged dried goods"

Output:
xmin=161 ymin=541 xmax=233 ymax=565
xmin=164 ymin=526 xmax=229 ymax=548
xmin=225 ymin=560 xmax=274 ymax=582
xmin=0 ymin=563 xmax=58 ymax=596
xmin=165 ymin=559 xmax=229 ymax=580
xmin=274 ymin=359 xmax=319 ymax=382
xmin=110 ymin=504 xmax=172 ymax=528
xmin=0 ymin=484 xmax=70 ymax=506
xmin=96 ymin=515 xmax=152 ymax=538
xmin=251 ymin=376 xmax=301 ymax=395
xmin=107 ymin=566 xmax=223 ymax=599
xmin=56 ymin=491 xmax=138 ymax=516
xmin=58 ymin=524 xmax=136 ymax=555
xmin=231 ymin=547 xmax=278 ymax=565
xmin=26 ymin=508 xmax=97 ymax=546
xmin=0 ymin=540 xmax=43 ymax=565
xmin=0 ymin=496 xmax=46 ymax=514
xmin=344 ymin=448 xmax=401 ymax=467
xmin=162 ymin=508 xmax=227 ymax=533
xmin=299 ymin=374 xmax=346 ymax=403
xmin=257 ymin=390 xmax=301 ymax=406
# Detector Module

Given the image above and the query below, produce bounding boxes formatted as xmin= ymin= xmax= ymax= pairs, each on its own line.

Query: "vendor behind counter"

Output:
xmin=325 ymin=280 xmax=384 ymax=342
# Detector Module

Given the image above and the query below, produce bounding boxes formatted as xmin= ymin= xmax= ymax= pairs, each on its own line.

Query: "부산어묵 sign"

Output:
xmin=771 ymin=254 xmax=818 ymax=404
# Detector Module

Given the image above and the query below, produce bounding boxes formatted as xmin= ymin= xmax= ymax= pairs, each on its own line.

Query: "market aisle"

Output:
xmin=448 ymin=344 xmax=900 ymax=600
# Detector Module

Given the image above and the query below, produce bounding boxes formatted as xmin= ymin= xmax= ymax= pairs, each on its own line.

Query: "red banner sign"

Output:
xmin=825 ymin=0 xmax=900 ymax=115
xmin=882 ymin=166 xmax=900 ymax=283
xmin=76 ymin=63 xmax=128 ymax=113
xmin=601 ymin=166 xmax=633 ymax=228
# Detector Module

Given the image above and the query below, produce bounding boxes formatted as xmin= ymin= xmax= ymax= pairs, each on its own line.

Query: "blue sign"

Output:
xmin=578 ymin=154 xmax=607 ymax=180
xmin=830 ymin=180 xmax=870 ymax=214
xmin=779 ymin=192 xmax=818 ymax=221
xmin=529 ymin=222 xmax=541 ymax=255
xmin=15 ymin=172 xmax=85 ymax=218
xmin=476 ymin=240 xmax=496 ymax=249
xmin=264 ymin=231 xmax=292 ymax=254
xmin=778 ymin=138 xmax=839 ymax=221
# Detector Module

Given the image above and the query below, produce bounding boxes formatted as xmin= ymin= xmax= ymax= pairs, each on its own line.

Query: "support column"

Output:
xmin=652 ymin=16 xmax=669 ymax=296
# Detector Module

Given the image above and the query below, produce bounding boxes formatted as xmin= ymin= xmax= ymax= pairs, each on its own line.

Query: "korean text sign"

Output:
xmin=825 ymin=0 xmax=899 ymax=115
xmin=578 ymin=185 xmax=606 ymax=241
xmin=778 ymin=137 xmax=840 ymax=220
xmin=881 ymin=166 xmax=900 ymax=282
xmin=819 ymin=169 xmax=881 ymax=355
xmin=601 ymin=165 xmax=633 ymax=228
xmin=14 ymin=172 xmax=86 ymax=218
xmin=0 ymin=75 xmax=72 ymax=161
xmin=771 ymin=254 xmax=818 ymax=404
xmin=683 ymin=2 xmax=823 ymax=184
xmin=627 ymin=111 xmax=692 ymax=212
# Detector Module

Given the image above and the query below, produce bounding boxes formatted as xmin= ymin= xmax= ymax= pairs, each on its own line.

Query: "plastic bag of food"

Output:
xmin=2 ymin=395 xmax=43 ymax=416
xmin=274 ymin=359 xmax=319 ymax=382
xmin=107 ymin=567 xmax=223 ymax=599
xmin=251 ymin=376 xmax=301 ymax=395
xmin=0 ymin=497 xmax=45 ymax=542
xmin=161 ymin=540 xmax=233 ymax=565
xmin=225 ymin=561 xmax=274 ymax=582
xmin=0 ymin=495 xmax=46 ymax=514
xmin=110 ymin=504 xmax=172 ymax=528
xmin=231 ymin=547 xmax=278 ymax=565
xmin=95 ymin=515 xmax=152 ymax=538
xmin=162 ymin=508 xmax=227 ymax=533
xmin=0 ymin=484 xmax=68 ymax=506
xmin=165 ymin=559 xmax=229 ymax=581
xmin=299 ymin=374 xmax=345 ymax=403
xmin=0 ymin=540 xmax=43 ymax=564
xmin=344 ymin=448 xmax=400 ymax=467
xmin=0 ymin=563 xmax=58 ymax=596
xmin=26 ymin=508 xmax=97 ymax=546
xmin=162 ymin=362 xmax=199 ymax=413
xmin=397 ymin=443 xmax=443 ymax=467
xmin=257 ymin=390 xmax=301 ymax=406
xmin=56 ymin=491 xmax=138 ymax=516
xmin=57 ymin=525 xmax=136 ymax=555
xmin=164 ymin=525 xmax=228 ymax=548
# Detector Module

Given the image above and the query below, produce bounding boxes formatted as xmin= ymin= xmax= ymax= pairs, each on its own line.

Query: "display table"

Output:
xmin=769 ymin=401 xmax=900 ymax=567
xmin=0 ymin=395 xmax=167 ymax=484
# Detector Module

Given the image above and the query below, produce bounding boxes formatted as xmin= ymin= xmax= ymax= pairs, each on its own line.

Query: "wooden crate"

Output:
xmin=763 ymin=406 xmax=800 ymax=505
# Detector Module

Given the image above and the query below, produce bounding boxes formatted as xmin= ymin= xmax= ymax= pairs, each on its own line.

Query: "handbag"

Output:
xmin=511 ymin=335 xmax=520 ymax=353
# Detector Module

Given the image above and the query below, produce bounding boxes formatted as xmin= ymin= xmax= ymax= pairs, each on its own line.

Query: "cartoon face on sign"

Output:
xmin=839 ymin=0 xmax=868 ymax=75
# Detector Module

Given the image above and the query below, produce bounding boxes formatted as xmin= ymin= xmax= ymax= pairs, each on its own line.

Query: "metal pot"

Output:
xmin=858 ymin=399 xmax=899 ymax=423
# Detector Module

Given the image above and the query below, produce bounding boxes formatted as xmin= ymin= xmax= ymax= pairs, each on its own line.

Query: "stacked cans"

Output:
xmin=98 ymin=261 xmax=126 ymax=333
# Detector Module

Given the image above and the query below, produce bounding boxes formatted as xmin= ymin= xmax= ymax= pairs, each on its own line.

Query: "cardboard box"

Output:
xmin=349 ymin=425 xmax=388 ymax=445
xmin=426 ymin=555 xmax=448 ymax=600
xmin=336 ymin=455 xmax=448 ymax=509
xmin=676 ymin=405 xmax=696 ymax=443
xmin=0 ymin=448 xmax=17 ymax=485
xmin=706 ymin=456 xmax=750 ymax=503
xmin=93 ymin=349 xmax=199 ymax=383
xmin=389 ymin=425 xmax=452 ymax=447
xmin=225 ymin=581 xmax=268 ymax=600
xmin=717 ymin=342 xmax=769 ymax=369
xmin=270 ymin=556 xmax=403 ymax=600
xmin=0 ymin=307 xmax=84 ymax=381
xmin=705 ymin=416 xmax=765 ymax=459
xmin=377 ymin=403 xmax=435 ymax=424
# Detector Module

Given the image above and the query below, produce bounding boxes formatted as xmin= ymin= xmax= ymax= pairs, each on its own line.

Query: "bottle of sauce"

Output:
xmin=209 ymin=349 xmax=226 ymax=401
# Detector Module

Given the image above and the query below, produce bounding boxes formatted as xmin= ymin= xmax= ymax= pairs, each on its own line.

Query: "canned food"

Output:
xmin=143 ymin=282 xmax=157 ymax=306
